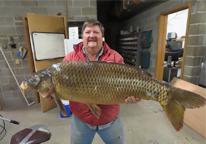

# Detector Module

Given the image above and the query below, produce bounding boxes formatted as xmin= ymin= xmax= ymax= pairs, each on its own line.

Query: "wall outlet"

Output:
xmin=2 ymin=43 xmax=7 ymax=49
xmin=15 ymin=59 xmax=20 ymax=64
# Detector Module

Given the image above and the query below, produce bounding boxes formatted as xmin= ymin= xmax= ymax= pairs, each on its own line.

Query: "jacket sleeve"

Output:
xmin=114 ymin=51 xmax=124 ymax=64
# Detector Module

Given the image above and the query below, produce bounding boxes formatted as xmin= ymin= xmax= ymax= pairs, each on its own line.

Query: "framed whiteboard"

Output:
xmin=31 ymin=32 xmax=65 ymax=61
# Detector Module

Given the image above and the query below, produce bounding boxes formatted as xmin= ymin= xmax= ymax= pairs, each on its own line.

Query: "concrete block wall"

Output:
xmin=183 ymin=1 xmax=206 ymax=84
xmin=119 ymin=0 xmax=206 ymax=85
xmin=0 ymin=0 xmax=97 ymax=107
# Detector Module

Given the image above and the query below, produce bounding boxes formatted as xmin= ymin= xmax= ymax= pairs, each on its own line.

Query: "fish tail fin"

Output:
xmin=161 ymin=86 xmax=206 ymax=131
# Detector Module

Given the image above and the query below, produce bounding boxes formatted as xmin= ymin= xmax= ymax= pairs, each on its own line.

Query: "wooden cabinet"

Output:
xmin=22 ymin=13 xmax=68 ymax=113
xmin=117 ymin=33 xmax=141 ymax=68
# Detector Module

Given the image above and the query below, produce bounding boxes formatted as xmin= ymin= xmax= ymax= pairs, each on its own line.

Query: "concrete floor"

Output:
xmin=0 ymin=100 xmax=205 ymax=144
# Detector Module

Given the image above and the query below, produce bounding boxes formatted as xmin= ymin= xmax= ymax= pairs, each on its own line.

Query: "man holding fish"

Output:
xmin=20 ymin=19 xmax=206 ymax=144
xmin=61 ymin=19 xmax=140 ymax=143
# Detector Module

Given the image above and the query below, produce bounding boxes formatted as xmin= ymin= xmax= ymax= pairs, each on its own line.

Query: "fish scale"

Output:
xmin=20 ymin=61 xmax=206 ymax=131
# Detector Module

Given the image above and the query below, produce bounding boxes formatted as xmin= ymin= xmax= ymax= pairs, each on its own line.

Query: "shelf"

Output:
xmin=119 ymin=37 xmax=138 ymax=41
xmin=117 ymin=32 xmax=141 ymax=68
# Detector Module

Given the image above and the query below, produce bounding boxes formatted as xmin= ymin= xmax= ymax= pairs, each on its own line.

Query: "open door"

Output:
xmin=155 ymin=3 xmax=191 ymax=82
xmin=23 ymin=13 xmax=68 ymax=113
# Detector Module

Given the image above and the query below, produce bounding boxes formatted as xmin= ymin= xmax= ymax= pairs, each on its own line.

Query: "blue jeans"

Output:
xmin=70 ymin=114 xmax=126 ymax=144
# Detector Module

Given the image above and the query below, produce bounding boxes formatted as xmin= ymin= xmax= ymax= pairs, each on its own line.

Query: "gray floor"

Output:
xmin=0 ymin=100 xmax=205 ymax=144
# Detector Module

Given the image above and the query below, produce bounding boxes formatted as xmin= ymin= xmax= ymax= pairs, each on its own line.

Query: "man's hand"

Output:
xmin=125 ymin=96 xmax=141 ymax=104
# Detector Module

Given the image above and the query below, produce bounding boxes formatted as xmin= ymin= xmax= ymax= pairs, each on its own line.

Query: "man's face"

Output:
xmin=82 ymin=25 xmax=103 ymax=55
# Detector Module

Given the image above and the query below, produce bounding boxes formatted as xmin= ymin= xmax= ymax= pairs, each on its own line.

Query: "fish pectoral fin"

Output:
xmin=87 ymin=103 xmax=101 ymax=119
xmin=161 ymin=99 xmax=185 ymax=131
xmin=54 ymin=95 xmax=68 ymax=116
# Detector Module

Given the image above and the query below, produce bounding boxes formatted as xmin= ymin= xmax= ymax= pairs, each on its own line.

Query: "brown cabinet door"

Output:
xmin=26 ymin=13 xmax=68 ymax=113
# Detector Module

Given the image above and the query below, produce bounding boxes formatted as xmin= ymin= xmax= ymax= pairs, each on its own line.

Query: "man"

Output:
xmin=64 ymin=19 xmax=141 ymax=144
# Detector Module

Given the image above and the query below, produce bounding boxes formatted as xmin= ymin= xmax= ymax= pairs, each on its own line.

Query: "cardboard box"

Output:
xmin=170 ymin=78 xmax=206 ymax=138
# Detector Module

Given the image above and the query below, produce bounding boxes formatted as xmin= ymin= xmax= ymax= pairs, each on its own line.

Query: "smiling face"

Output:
xmin=82 ymin=25 xmax=103 ymax=55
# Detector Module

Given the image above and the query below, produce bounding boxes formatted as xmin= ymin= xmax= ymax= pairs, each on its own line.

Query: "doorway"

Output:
xmin=155 ymin=3 xmax=192 ymax=82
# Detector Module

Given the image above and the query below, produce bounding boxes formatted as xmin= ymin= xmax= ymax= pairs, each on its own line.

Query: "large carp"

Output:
xmin=20 ymin=61 xmax=206 ymax=131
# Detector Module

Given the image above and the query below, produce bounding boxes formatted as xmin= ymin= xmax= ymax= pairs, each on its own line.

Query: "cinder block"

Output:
xmin=0 ymin=17 xmax=6 ymax=25
xmin=195 ymin=1 xmax=206 ymax=12
xmin=2 ymin=83 xmax=19 ymax=91
xmin=47 ymin=7 xmax=66 ymax=15
xmin=3 ymin=91 xmax=12 ymax=98
xmin=11 ymin=90 xmax=22 ymax=98
xmin=74 ymin=0 xmax=89 ymax=7
xmin=30 ymin=8 xmax=48 ymax=15
xmin=74 ymin=16 xmax=89 ymax=21
xmin=5 ymin=17 xmax=14 ymax=25
xmin=90 ymin=0 xmax=96 ymax=7
xmin=0 ymin=52 xmax=12 ymax=60
xmin=14 ymin=67 xmax=31 ymax=75
xmin=0 ymin=76 xmax=9 ymax=85
xmin=15 ymin=22 xmax=23 ymax=26
xmin=38 ymin=1 xmax=56 ymax=7
xmin=183 ymin=66 xmax=201 ymax=76
xmin=67 ymin=7 xmax=82 ymax=16
xmin=182 ymin=75 xmax=199 ymax=84
xmin=82 ymin=7 xmax=96 ymax=15
xmin=184 ymin=56 xmax=202 ymax=66
xmin=56 ymin=1 xmax=72 ymax=7
xmin=187 ymin=35 xmax=204 ymax=45
xmin=12 ymin=7 xmax=31 ymax=17
xmin=0 ymin=8 xmax=13 ymax=17
xmin=89 ymin=15 xmax=97 ymax=20
xmin=22 ymin=59 xmax=30 ymax=68
xmin=1 ymin=1 xmax=21 ymax=6
xmin=170 ymin=1 xmax=183 ymax=10
xmin=21 ymin=1 xmax=38 ymax=7
xmin=150 ymin=59 xmax=156 ymax=67
xmin=68 ymin=16 xmax=75 ymax=20
xmin=7 ymin=60 xmax=22 ymax=68
xmin=14 ymin=17 xmax=22 ymax=22
xmin=0 ymin=61 xmax=6 ymax=68
xmin=16 ymin=26 xmax=25 ymax=36
xmin=9 ymin=75 xmax=25 ymax=84
xmin=186 ymin=46 xmax=206 ymax=56
xmin=188 ymin=24 xmax=205 ymax=35
xmin=0 ymin=68 xmax=12 ymax=77
xmin=190 ymin=13 xmax=206 ymax=24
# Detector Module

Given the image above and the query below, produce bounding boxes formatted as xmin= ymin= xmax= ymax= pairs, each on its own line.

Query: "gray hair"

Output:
xmin=82 ymin=19 xmax=104 ymax=37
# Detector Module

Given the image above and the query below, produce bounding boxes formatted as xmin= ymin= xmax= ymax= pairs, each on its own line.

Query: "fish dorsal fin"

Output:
xmin=91 ymin=61 xmax=152 ymax=77
xmin=113 ymin=63 xmax=153 ymax=77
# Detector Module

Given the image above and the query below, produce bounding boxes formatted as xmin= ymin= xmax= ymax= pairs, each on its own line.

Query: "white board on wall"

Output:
xmin=31 ymin=32 xmax=65 ymax=61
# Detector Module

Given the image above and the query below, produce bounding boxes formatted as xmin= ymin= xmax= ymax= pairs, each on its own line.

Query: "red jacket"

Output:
xmin=63 ymin=42 xmax=124 ymax=126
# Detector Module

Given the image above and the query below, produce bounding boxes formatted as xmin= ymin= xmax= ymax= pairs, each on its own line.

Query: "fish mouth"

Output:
xmin=20 ymin=82 xmax=29 ymax=94
xmin=40 ymin=85 xmax=54 ymax=98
